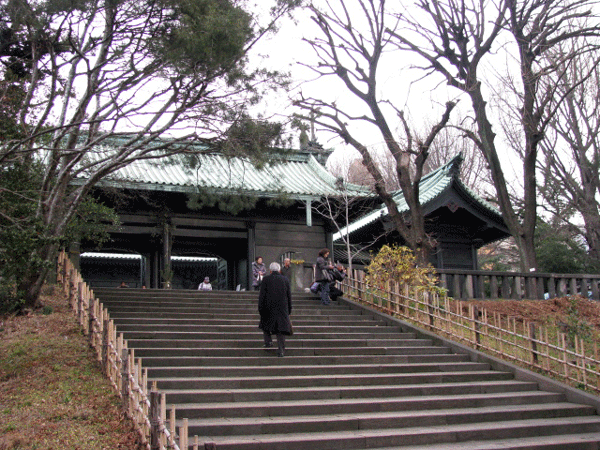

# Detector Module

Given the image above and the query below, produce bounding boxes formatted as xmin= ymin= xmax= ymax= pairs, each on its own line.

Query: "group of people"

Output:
xmin=314 ymin=247 xmax=346 ymax=305
xmin=251 ymin=256 xmax=293 ymax=290
xmin=254 ymin=249 xmax=347 ymax=357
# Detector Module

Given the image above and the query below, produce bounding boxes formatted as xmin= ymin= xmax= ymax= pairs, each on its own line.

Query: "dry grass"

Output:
xmin=0 ymin=286 xmax=144 ymax=450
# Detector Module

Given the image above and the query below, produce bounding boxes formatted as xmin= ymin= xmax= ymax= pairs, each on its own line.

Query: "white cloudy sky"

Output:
xmin=253 ymin=1 xmax=523 ymax=182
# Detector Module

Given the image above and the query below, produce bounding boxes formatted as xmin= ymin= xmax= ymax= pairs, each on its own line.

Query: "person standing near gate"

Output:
xmin=258 ymin=262 xmax=292 ymax=357
xmin=315 ymin=248 xmax=334 ymax=305
xmin=252 ymin=256 xmax=266 ymax=291
xmin=281 ymin=257 xmax=292 ymax=282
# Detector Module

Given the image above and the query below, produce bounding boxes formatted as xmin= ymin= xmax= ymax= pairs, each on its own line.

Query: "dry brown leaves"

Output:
xmin=0 ymin=286 xmax=144 ymax=450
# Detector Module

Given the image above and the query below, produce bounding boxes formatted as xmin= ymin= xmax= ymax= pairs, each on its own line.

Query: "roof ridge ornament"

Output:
xmin=449 ymin=152 xmax=464 ymax=178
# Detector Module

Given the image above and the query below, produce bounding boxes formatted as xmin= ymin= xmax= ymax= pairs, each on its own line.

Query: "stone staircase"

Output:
xmin=94 ymin=288 xmax=600 ymax=449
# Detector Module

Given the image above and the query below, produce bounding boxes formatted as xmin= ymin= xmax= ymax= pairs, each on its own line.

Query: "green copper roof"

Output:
xmin=85 ymin=150 xmax=370 ymax=200
xmin=333 ymin=154 xmax=503 ymax=240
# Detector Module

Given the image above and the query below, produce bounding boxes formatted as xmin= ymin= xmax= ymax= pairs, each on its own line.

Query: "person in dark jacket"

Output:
xmin=315 ymin=248 xmax=334 ymax=305
xmin=258 ymin=262 xmax=292 ymax=357
xmin=280 ymin=257 xmax=292 ymax=282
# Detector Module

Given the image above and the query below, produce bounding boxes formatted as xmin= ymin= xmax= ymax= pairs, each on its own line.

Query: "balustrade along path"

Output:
xmin=82 ymin=284 xmax=600 ymax=450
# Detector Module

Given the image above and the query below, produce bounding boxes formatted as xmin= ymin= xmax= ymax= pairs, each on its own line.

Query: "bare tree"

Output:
xmin=312 ymin=189 xmax=376 ymax=272
xmin=386 ymin=0 xmax=600 ymax=271
xmin=538 ymin=42 xmax=600 ymax=263
xmin=295 ymin=0 xmax=456 ymax=264
xmin=0 ymin=0 xmax=298 ymax=307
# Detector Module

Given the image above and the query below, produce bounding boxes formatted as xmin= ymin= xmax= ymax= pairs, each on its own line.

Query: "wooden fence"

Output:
xmin=342 ymin=269 xmax=600 ymax=394
xmin=57 ymin=250 xmax=192 ymax=450
xmin=437 ymin=268 xmax=600 ymax=300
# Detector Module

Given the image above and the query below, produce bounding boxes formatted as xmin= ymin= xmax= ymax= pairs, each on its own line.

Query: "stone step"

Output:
xmin=93 ymin=289 xmax=600 ymax=449
xmin=145 ymin=361 xmax=493 ymax=378
xmin=98 ymin=298 xmax=325 ymax=307
xmin=151 ymin=370 xmax=515 ymax=390
xmin=126 ymin=338 xmax=425 ymax=348
xmin=183 ymin=416 xmax=600 ymax=450
xmin=132 ymin=345 xmax=452 ymax=358
xmin=126 ymin=338 xmax=426 ymax=349
xmin=93 ymin=289 xmax=317 ymax=302
xmin=170 ymin=391 xmax=566 ymax=420
xmin=161 ymin=380 xmax=539 ymax=404
xmin=138 ymin=353 xmax=471 ymax=367
xmin=112 ymin=316 xmax=378 ymax=325
xmin=101 ymin=305 xmax=351 ymax=315
xmin=120 ymin=331 xmax=415 ymax=340
xmin=115 ymin=324 xmax=403 ymax=334
xmin=182 ymin=402 xmax=595 ymax=437
xmin=376 ymin=432 xmax=600 ymax=450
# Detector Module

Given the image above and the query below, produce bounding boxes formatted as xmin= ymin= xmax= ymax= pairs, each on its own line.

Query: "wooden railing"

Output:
xmin=436 ymin=269 xmax=600 ymax=300
xmin=342 ymin=269 xmax=600 ymax=394
xmin=57 ymin=251 xmax=189 ymax=450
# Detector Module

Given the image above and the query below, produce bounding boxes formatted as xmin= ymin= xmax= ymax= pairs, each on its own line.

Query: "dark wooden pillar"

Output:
xmin=247 ymin=222 xmax=255 ymax=289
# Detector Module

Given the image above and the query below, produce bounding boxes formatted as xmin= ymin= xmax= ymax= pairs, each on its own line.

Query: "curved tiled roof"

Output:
xmin=86 ymin=151 xmax=370 ymax=199
xmin=333 ymin=155 xmax=503 ymax=240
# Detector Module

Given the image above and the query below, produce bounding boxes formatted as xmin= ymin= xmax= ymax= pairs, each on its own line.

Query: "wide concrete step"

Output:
xmin=111 ymin=316 xmax=378 ymax=325
xmin=98 ymin=299 xmax=326 ymax=308
xmin=93 ymin=289 xmax=600 ymax=449
xmin=161 ymin=380 xmax=539 ymax=404
xmin=113 ymin=326 xmax=401 ymax=335
xmin=182 ymin=402 xmax=595 ymax=437
xmin=94 ymin=290 xmax=318 ymax=303
xmin=126 ymin=338 xmax=425 ymax=348
xmin=109 ymin=312 xmax=367 ymax=322
xmin=132 ymin=345 xmax=452 ymax=358
xmin=377 ymin=433 xmax=600 ymax=450
xmin=94 ymin=287 xmax=280 ymax=298
xmin=171 ymin=391 xmax=566 ymax=419
xmin=139 ymin=353 xmax=471 ymax=367
xmin=145 ymin=361 xmax=493 ymax=378
xmin=120 ymin=331 xmax=414 ymax=340
xmin=101 ymin=305 xmax=353 ymax=315
xmin=152 ymin=370 xmax=516 ymax=390
xmin=181 ymin=416 xmax=600 ymax=450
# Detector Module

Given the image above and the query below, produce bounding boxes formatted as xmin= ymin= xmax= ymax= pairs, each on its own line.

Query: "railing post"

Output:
xmin=490 ymin=276 xmax=498 ymax=299
xmin=529 ymin=322 xmax=539 ymax=365
xmin=536 ymin=276 xmax=546 ymax=300
xmin=548 ymin=276 xmax=556 ymax=299
xmin=558 ymin=278 xmax=567 ymax=297
xmin=513 ymin=276 xmax=522 ymax=299
xmin=471 ymin=305 xmax=481 ymax=349
xmin=453 ymin=274 xmax=461 ymax=299
xmin=121 ymin=348 xmax=130 ymax=413
xmin=439 ymin=273 xmax=448 ymax=294
xmin=476 ymin=274 xmax=485 ymax=300
xmin=501 ymin=276 xmax=510 ymax=299
xmin=465 ymin=275 xmax=474 ymax=299
xmin=592 ymin=279 xmax=599 ymax=300
xmin=569 ymin=277 xmax=578 ymax=296
xmin=150 ymin=390 xmax=161 ymax=450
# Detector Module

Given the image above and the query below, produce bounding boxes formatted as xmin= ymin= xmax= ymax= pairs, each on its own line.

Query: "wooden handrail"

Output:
xmin=435 ymin=269 xmax=600 ymax=300
xmin=340 ymin=268 xmax=600 ymax=394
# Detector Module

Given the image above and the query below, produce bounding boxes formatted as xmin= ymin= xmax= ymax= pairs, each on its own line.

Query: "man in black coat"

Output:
xmin=259 ymin=262 xmax=292 ymax=357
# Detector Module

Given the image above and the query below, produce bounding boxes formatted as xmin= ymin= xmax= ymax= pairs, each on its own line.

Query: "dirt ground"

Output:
xmin=465 ymin=296 xmax=600 ymax=333
xmin=0 ymin=286 xmax=144 ymax=450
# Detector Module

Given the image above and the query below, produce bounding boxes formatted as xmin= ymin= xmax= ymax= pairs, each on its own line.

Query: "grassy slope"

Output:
xmin=0 ymin=286 xmax=143 ymax=450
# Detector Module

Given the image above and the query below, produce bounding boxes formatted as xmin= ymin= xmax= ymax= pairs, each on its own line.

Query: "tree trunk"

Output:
xmin=20 ymin=241 xmax=60 ymax=310
xmin=20 ymin=267 xmax=50 ymax=310
xmin=468 ymin=83 xmax=537 ymax=271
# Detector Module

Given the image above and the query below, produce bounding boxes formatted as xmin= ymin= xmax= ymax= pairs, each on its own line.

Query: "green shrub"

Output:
xmin=365 ymin=244 xmax=443 ymax=294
